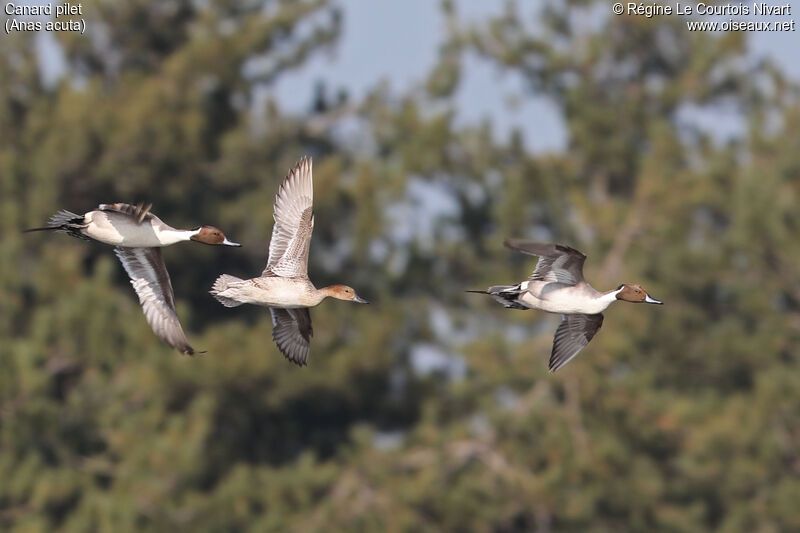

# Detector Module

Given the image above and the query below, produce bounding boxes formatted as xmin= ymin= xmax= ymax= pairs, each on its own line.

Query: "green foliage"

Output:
xmin=1 ymin=0 xmax=799 ymax=531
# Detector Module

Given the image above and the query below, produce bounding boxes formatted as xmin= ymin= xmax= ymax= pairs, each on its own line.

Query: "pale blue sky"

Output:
xmin=271 ymin=0 xmax=800 ymax=152
xmin=272 ymin=0 xmax=566 ymax=151
xmin=32 ymin=0 xmax=800 ymax=151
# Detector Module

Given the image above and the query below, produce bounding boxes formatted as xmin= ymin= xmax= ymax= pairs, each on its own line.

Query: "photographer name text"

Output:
xmin=612 ymin=2 xmax=795 ymax=31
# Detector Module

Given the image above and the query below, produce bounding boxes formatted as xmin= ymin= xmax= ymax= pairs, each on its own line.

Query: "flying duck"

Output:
xmin=468 ymin=240 xmax=662 ymax=372
xmin=210 ymin=157 xmax=368 ymax=366
xmin=26 ymin=202 xmax=240 ymax=354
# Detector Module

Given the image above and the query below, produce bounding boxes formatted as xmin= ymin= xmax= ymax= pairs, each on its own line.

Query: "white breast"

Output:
xmin=83 ymin=211 xmax=183 ymax=247
xmin=520 ymin=283 xmax=616 ymax=315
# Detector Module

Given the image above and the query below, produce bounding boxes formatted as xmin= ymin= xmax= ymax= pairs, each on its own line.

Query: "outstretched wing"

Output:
xmin=99 ymin=203 xmax=153 ymax=224
xmin=504 ymin=240 xmax=587 ymax=286
xmin=114 ymin=247 xmax=194 ymax=354
xmin=269 ymin=307 xmax=313 ymax=366
xmin=264 ymin=158 xmax=314 ymax=278
xmin=549 ymin=313 xmax=604 ymax=372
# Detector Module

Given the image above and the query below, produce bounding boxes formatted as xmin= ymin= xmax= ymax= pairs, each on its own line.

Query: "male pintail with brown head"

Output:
xmin=468 ymin=240 xmax=662 ymax=372
xmin=26 ymin=202 xmax=241 ymax=354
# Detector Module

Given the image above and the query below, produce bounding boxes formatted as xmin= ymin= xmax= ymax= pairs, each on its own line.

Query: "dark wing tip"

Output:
xmin=503 ymin=239 xmax=556 ymax=256
xmin=281 ymin=348 xmax=309 ymax=366
xmin=285 ymin=156 xmax=313 ymax=181
xmin=547 ymin=313 xmax=604 ymax=373
xmin=554 ymin=243 xmax=586 ymax=259
xmin=503 ymin=238 xmax=529 ymax=251
xmin=270 ymin=308 xmax=312 ymax=367
xmin=504 ymin=239 xmax=587 ymax=259
xmin=547 ymin=351 xmax=570 ymax=373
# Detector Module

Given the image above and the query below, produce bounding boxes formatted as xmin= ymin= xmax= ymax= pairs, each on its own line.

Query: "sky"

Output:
xmin=271 ymin=0 xmax=567 ymax=152
xmin=270 ymin=0 xmax=800 ymax=152
xmin=32 ymin=0 xmax=800 ymax=151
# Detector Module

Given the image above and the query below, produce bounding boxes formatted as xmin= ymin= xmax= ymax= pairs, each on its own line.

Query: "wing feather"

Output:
xmin=269 ymin=307 xmax=313 ymax=366
xmin=504 ymin=240 xmax=587 ymax=286
xmin=114 ymin=247 xmax=194 ymax=354
xmin=549 ymin=313 xmax=604 ymax=372
xmin=99 ymin=203 xmax=154 ymax=224
xmin=264 ymin=158 xmax=314 ymax=278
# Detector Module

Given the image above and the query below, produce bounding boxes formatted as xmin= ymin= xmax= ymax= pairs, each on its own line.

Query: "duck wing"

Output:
xmin=269 ymin=307 xmax=313 ymax=366
xmin=549 ymin=313 xmax=604 ymax=372
xmin=264 ymin=158 xmax=314 ymax=278
xmin=99 ymin=203 xmax=154 ymax=224
xmin=114 ymin=247 xmax=194 ymax=354
xmin=504 ymin=240 xmax=587 ymax=286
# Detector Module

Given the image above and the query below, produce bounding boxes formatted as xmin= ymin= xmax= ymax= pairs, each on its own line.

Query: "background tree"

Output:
xmin=1 ymin=0 xmax=799 ymax=531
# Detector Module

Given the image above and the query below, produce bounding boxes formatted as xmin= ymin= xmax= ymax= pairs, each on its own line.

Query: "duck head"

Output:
xmin=325 ymin=285 xmax=369 ymax=304
xmin=616 ymin=283 xmax=662 ymax=304
xmin=190 ymin=226 xmax=241 ymax=246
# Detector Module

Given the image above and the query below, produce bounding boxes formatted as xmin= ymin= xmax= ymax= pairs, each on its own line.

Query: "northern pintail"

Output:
xmin=210 ymin=157 xmax=368 ymax=366
xmin=468 ymin=240 xmax=662 ymax=372
xmin=26 ymin=202 xmax=241 ymax=354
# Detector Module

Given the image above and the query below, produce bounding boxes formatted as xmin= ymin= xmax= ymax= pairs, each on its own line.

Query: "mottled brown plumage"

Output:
xmin=211 ymin=157 xmax=368 ymax=366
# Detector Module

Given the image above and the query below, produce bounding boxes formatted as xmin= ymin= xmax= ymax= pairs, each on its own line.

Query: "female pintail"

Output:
xmin=468 ymin=240 xmax=662 ymax=372
xmin=210 ymin=157 xmax=368 ymax=366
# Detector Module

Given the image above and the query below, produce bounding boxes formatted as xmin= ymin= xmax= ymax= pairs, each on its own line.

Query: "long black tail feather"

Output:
xmin=467 ymin=284 xmax=528 ymax=310
xmin=23 ymin=210 xmax=90 ymax=241
xmin=23 ymin=226 xmax=60 ymax=233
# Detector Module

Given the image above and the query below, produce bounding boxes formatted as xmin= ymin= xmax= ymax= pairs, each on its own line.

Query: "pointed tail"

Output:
xmin=23 ymin=226 xmax=60 ymax=233
xmin=467 ymin=284 xmax=528 ymax=310
xmin=210 ymin=274 xmax=245 ymax=308
xmin=23 ymin=210 xmax=87 ymax=238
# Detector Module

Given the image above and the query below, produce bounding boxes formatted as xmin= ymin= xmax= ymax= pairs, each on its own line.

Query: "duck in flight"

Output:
xmin=26 ymin=202 xmax=240 ymax=354
xmin=210 ymin=157 xmax=368 ymax=366
xmin=468 ymin=240 xmax=662 ymax=372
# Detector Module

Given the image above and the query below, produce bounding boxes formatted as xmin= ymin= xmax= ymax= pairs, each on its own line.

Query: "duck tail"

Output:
xmin=48 ymin=209 xmax=84 ymax=228
xmin=24 ymin=210 xmax=89 ymax=240
xmin=210 ymin=274 xmax=245 ymax=308
xmin=468 ymin=284 xmax=528 ymax=310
